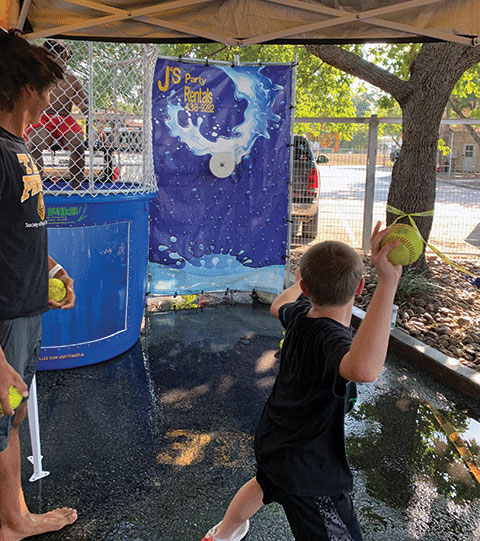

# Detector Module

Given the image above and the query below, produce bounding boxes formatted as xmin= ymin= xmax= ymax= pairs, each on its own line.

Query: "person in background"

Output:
xmin=94 ymin=113 xmax=116 ymax=182
xmin=27 ymin=39 xmax=88 ymax=190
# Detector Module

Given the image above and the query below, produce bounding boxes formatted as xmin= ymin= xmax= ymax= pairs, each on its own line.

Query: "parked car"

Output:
xmin=291 ymin=135 xmax=321 ymax=241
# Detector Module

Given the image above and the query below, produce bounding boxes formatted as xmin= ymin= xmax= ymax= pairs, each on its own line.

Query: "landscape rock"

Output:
xmin=290 ymin=250 xmax=480 ymax=370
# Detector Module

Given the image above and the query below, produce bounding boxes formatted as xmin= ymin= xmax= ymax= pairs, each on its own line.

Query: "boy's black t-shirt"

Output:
xmin=254 ymin=298 xmax=357 ymax=497
xmin=0 ymin=125 xmax=49 ymax=320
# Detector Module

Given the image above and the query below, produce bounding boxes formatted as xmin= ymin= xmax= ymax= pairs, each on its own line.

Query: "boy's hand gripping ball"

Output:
xmin=380 ymin=224 xmax=423 ymax=266
xmin=49 ymin=277 xmax=66 ymax=302
xmin=0 ymin=386 xmax=23 ymax=414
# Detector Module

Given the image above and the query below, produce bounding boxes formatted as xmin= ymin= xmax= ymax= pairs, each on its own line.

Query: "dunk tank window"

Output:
xmin=42 ymin=222 xmax=129 ymax=347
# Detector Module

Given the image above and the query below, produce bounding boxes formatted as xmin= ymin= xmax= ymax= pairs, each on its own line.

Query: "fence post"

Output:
xmin=88 ymin=42 xmax=95 ymax=191
xmin=362 ymin=114 xmax=379 ymax=253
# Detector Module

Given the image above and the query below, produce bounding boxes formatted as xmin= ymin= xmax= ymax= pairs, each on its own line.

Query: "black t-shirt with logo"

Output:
xmin=254 ymin=298 xmax=357 ymax=496
xmin=0 ymin=125 xmax=48 ymax=320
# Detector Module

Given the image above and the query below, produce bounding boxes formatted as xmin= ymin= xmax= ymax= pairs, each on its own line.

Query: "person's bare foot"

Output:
xmin=0 ymin=507 xmax=77 ymax=540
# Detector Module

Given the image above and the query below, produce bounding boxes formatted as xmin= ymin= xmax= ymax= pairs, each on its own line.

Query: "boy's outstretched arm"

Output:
xmin=339 ymin=222 xmax=402 ymax=383
xmin=270 ymin=269 xmax=303 ymax=319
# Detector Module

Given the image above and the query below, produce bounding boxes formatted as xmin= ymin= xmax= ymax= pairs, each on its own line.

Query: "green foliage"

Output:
xmin=394 ymin=268 xmax=434 ymax=306
xmin=452 ymin=63 xmax=480 ymax=107
xmin=37 ymin=39 xmax=480 ymax=131
xmin=366 ymin=43 xmax=422 ymax=81
xmin=373 ymin=98 xmax=402 ymax=148
xmin=352 ymin=85 xmax=377 ymax=116
xmin=158 ymin=43 xmax=357 ymax=143
xmin=170 ymin=294 xmax=200 ymax=310
xmin=438 ymin=138 xmax=452 ymax=157
xmin=65 ymin=41 xmax=145 ymax=114
xmin=362 ymin=266 xmax=438 ymax=306
xmin=366 ymin=43 xmax=480 ymax=125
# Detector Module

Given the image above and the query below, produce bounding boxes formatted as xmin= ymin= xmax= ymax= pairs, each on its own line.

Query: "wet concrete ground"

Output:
xmin=20 ymin=303 xmax=480 ymax=540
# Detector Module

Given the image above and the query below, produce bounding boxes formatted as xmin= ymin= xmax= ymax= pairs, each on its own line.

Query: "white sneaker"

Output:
xmin=201 ymin=519 xmax=249 ymax=541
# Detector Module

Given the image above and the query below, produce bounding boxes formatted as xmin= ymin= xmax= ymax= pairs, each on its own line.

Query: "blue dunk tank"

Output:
xmin=39 ymin=194 xmax=152 ymax=370
xmin=39 ymin=55 xmax=293 ymax=370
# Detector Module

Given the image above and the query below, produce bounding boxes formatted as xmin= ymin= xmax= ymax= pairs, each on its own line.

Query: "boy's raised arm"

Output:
xmin=339 ymin=222 xmax=402 ymax=383
xmin=270 ymin=269 xmax=303 ymax=319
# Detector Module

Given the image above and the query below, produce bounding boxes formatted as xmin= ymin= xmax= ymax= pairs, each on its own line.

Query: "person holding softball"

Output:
xmin=201 ymin=223 xmax=401 ymax=541
xmin=0 ymin=29 xmax=76 ymax=540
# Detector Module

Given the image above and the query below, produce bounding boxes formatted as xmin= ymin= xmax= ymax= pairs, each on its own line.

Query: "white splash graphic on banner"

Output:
xmin=164 ymin=66 xmax=281 ymax=164
xmin=151 ymin=250 xmax=285 ymax=294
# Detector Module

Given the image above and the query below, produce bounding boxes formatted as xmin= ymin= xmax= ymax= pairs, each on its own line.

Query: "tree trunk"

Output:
xmin=306 ymin=42 xmax=480 ymax=273
xmin=389 ymin=43 xmax=480 ymax=271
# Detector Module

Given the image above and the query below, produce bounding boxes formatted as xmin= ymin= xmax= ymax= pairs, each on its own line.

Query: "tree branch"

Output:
xmin=305 ymin=44 xmax=412 ymax=105
xmin=206 ymin=45 xmax=227 ymax=59
xmin=448 ymin=97 xmax=480 ymax=148
xmin=297 ymin=61 xmax=324 ymax=90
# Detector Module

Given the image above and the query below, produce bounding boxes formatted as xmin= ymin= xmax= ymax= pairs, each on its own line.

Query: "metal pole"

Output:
xmin=142 ymin=45 xmax=148 ymax=191
xmin=449 ymin=130 xmax=454 ymax=177
xmin=27 ymin=376 xmax=50 ymax=482
xmin=286 ymin=56 xmax=298 ymax=287
xmin=362 ymin=114 xmax=379 ymax=253
xmin=15 ymin=0 xmax=32 ymax=32
xmin=113 ymin=66 xmax=122 ymax=180
xmin=88 ymin=42 xmax=95 ymax=192
xmin=143 ymin=45 xmax=156 ymax=192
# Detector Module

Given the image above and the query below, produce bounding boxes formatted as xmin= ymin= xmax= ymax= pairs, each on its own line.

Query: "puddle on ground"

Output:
xmin=346 ymin=391 xmax=480 ymax=510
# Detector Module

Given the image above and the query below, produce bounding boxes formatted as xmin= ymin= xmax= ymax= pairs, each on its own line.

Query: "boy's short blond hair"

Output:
xmin=299 ymin=241 xmax=363 ymax=306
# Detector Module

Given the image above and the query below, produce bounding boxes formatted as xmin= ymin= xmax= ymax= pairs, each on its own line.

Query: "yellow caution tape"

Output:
xmin=386 ymin=205 xmax=478 ymax=279
xmin=428 ymin=404 xmax=480 ymax=484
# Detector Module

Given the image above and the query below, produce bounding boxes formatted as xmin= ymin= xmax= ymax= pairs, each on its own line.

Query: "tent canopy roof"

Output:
xmin=4 ymin=0 xmax=480 ymax=46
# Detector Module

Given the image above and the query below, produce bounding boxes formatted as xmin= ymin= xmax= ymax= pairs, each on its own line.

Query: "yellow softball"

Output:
xmin=0 ymin=386 xmax=23 ymax=414
xmin=48 ymin=277 xmax=66 ymax=302
xmin=380 ymin=224 xmax=423 ymax=266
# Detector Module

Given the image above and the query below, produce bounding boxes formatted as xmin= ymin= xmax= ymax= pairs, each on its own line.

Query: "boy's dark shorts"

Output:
xmin=0 ymin=315 xmax=42 ymax=452
xmin=256 ymin=467 xmax=363 ymax=541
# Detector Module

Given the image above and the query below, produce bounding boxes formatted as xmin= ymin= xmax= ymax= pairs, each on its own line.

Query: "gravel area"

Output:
xmin=291 ymin=248 xmax=480 ymax=370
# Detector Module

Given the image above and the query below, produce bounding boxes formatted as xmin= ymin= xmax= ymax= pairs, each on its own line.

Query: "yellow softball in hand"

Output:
xmin=49 ymin=278 xmax=66 ymax=302
xmin=380 ymin=224 xmax=423 ymax=266
xmin=0 ymin=386 xmax=23 ymax=414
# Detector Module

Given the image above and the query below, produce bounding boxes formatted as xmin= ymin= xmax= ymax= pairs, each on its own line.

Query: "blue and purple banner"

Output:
xmin=149 ymin=58 xmax=292 ymax=294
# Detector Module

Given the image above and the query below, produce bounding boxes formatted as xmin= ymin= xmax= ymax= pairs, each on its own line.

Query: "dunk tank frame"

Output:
xmin=27 ymin=42 xmax=158 ymax=481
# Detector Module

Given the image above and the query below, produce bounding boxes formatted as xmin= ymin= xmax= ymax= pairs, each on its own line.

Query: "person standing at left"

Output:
xmin=0 ymin=29 xmax=77 ymax=540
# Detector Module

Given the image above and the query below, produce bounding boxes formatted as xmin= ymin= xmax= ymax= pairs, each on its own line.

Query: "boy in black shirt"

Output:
xmin=201 ymin=225 xmax=401 ymax=541
xmin=0 ymin=30 xmax=77 ymax=540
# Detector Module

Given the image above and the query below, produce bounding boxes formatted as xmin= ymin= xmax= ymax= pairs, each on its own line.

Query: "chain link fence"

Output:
xmin=293 ymin=118 xmax=480 ymax=257
xmin=28 ymin=40 xmax=156 ymax=196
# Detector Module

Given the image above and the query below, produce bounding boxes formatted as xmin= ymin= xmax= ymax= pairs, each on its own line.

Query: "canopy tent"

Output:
xmin=1 ymin=0 xmax=479 ymax=46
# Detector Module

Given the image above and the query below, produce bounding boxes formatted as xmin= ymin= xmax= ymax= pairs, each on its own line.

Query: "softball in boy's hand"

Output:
xmin=49 ymin=277 xmax=66 ymax=302
xmin=0 ymin=386 xmax=23 ymax=414
xmin=380 ymin=224 xmax=423 ymax=266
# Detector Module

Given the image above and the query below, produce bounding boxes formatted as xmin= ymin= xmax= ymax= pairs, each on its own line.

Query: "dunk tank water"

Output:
xmin=39 ymin=194 xmax=152 ymax=370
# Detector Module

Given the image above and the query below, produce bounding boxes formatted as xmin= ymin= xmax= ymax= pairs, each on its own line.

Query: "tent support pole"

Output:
xmin=27 ymin=376 xmax=50 ymax=483
xmin=285 ymin=56 xmax=298 ymax=288
xmin=16 ymin=0 xmax=32 ymax=31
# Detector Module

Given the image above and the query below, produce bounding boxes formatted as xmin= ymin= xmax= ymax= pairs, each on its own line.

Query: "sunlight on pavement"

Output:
xmin=156 ymin=429 xmax=253 ymax=468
